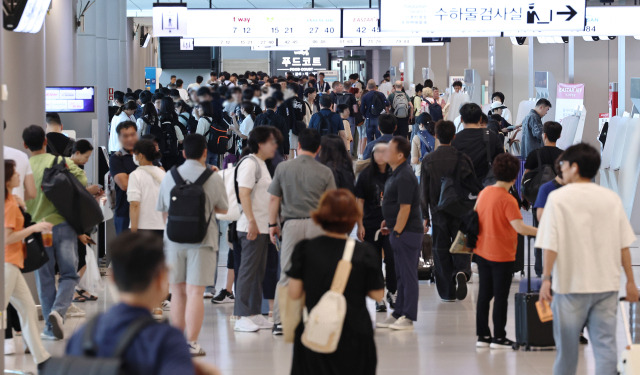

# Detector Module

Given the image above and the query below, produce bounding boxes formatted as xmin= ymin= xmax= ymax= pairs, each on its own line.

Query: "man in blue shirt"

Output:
xmin=533 ymin=157 xmax=564 ymax=277
xmin=360 ymin=80 xmax=390 ymax=142
xmin=521 ymin=98 xmax=552 ymax=160
xmin=362 ymin=113 xmax=397 ymax=160
xmin=308 ymin=95 xmax=345 ymax=139
xmin=65 ymin=232 xmax=220 ymax=375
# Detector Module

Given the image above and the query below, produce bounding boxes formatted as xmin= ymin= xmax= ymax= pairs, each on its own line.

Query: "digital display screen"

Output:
xmin=45 ymin=87 xmax=95 ymax=113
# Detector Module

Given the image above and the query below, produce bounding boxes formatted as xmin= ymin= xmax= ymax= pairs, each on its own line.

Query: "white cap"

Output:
xmin=490 ymin=101 xmax=507 ymax=111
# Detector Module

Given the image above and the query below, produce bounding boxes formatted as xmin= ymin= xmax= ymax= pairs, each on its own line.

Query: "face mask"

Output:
xmin=133 ymin=155 xmax=140 ymax=166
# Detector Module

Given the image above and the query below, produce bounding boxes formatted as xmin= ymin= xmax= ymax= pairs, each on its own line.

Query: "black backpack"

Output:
xmin=522 ymin=150 xmax=557 ymax=203
xmin=428 ymin=100 xmax=443 ymax=122
xmin=203 ymin=117 xmax=230 ymax=155
xmin=316 ymin=112 xmax=331 ymax=136
xmin=370 ymin=92 xmax=385 ymax=117
xmin=41 ymin=156 xmax=104 ymax=235
xmin=166 ymin=167 xmax=214 ymax=244
xmin=159 ymin=118 xmax=179 ymax=156
xmin=335 ymin=93 xmax=351 ymax=107
xmin=40 ymin=314 xmax=156 ymax=375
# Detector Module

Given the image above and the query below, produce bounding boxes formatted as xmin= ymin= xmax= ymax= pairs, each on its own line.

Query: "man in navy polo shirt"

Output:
xmin=308 ymin=95 xmax=345 ymax=140
xmin=109 ymin=121 xmax=139 ymax=235
xmin=65 ymin=232 xmax=220 ymax=375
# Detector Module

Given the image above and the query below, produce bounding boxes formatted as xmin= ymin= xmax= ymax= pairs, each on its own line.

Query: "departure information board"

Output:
xmin=186 ymin=9 xmax=341 ymax=39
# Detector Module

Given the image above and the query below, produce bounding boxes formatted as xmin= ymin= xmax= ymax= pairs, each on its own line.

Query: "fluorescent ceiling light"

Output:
xmin=14 ymin=0 xmax=51 ymax=33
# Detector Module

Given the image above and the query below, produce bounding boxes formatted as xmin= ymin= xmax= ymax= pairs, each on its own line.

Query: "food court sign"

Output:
xmin=272 ymin=49 xmax=328 ymax=76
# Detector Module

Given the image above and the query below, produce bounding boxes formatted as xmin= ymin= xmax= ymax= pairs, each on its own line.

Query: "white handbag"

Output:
xmin=301 ymin=238 xmax=355 ymax=354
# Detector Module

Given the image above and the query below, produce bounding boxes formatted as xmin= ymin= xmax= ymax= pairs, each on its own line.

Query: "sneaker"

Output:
xmin=152 ymin=308 xmax=164 ymax=321
xmin=48 ymin=311 xmax=64 ymax=340
xmin=272 ymin=324 xmax=283 ymax=336
xmin=66 ymin=304 xmax=86 ymax=318
xmin=204 ymin=286 xmax=215 ymax=299
xmin=386 ymin=291 xmax=397 ymax=309
xmin=579 ymin=334 xmax=589 ymax=345
xmin=188 ymin=341 xmax=206 ymax=356
xmin=250 ymin=314 xmax=273 ymax=330
xmin=376 ymin=302 xmax=387 ymax=313
xmin=490 ymin=337 xmax=517 ymax=350
xmin=161 ymin=300 xmax=171 ymax=311
xmin=376 ymin=315 xmax=397 ymax=328
xmin=212 ymin=289 xmax=235 ymax=304
xmin=456 ymin=272 xmax=468 ymax=300
xmin=441 ymin=299 xmax=456 ymax=302
xmin=40 ymin=332 xmax=60 ymax=341
xmin=389 ymin=316 xmax=414 ymax=331
xmin=203 ymin=291 xmax=214 ymax=299
xmin=476 ymin=336 xmax=492 ymax=348
xmin=234 ymin=317 xmax=260 ymax=332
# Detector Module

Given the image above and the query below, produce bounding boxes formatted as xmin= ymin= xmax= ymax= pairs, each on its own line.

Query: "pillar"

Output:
xmin=0 ymin=9 xmax=5 ymax=368
xmin=405 ymin=46 xmax=415 ymax=89
xmin=2 ymin=29 xmax=46 ymax=149
xmin=618 ymin=36 xmax=626 ymax=115
xmin=45 ymin=0 xmax=76 ymax=86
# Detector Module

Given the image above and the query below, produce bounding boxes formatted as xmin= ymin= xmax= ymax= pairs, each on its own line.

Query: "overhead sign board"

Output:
xmin=272 ymin=49 xmax=328 ymax=76
xmin=380 ymin=0 xmax=586 ymax=33
xmin=152 ymin=4 xmax=188 ymax=37
xmin=180 ymin=38 xmax=194 ymax=50
xmin=194 ymin=38 xmax=276 ymax=47
xmin=187 ymin=9 xmax=341 ymax=40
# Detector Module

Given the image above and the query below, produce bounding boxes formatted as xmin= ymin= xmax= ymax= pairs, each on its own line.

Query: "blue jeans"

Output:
xmin=365 ymin=117 xmax=381 ymax=141
xmin=207 ymin=152 xmax=219 ymax=168
xmin=35 ymin=222 xmax=79 ymax=334
xmin=552 ymin=291 xmax=618 ymax=375
xmin=114 ymin=215 xmax=130 ymax=236
xmin=389 ymin=231 xmax=423 ymax=321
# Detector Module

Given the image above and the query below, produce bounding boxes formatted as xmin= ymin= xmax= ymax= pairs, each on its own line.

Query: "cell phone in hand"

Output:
xmin=274 ymin=234 xmax=281 ymax=252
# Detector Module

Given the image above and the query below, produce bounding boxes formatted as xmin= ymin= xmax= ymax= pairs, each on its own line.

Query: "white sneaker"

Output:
xmin=40 ymin=332 xmax=60 ymax=341
xmin=4 ymin=338 xmax=16 ymax=355
xmin=389 ymin=316 xmax=414 ymax=331
xmin=250 ymin=314 xmax=273 ymax=330
xmin=203 ymin=291 xmax=214 ymax=299
xmin=234 ymin=317 xmax=260 ymax=332
xmin=48 ymin=311 xmax=65 ymax=340
xmin=188 ymin=341 xmax=206 ymax=356
xmin=66 ymin=304 xmax=86 ymax=318
xmin=161 ymin=300 xmax=171 ymax=311
xmin=376 ymin=315 xmax=397 ymax=328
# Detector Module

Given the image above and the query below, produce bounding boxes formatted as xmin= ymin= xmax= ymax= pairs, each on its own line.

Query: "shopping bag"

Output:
xmin=78 ymin=246 xmax=103 ymax=295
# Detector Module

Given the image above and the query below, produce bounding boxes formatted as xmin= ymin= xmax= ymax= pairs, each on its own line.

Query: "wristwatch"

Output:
xmin=393 ymin=230 xmax=402 ymax=238
xmin=542 ymin=275 xmax=552 ymax=282
xmin=268 ymin=223 xmax=278 ymax=228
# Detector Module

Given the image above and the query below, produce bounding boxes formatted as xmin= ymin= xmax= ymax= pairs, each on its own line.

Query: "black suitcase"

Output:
xmin=514 ymin=236 xmax=555 ymax=350
xmin=418 ymin=234 xmax=435 ymax=282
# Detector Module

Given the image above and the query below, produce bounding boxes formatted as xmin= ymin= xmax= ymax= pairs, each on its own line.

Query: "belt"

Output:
xmin=282 ymin=217 xmax=311 ymax=226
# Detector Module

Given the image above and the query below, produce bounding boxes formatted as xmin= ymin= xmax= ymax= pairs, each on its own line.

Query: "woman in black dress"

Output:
xmin=287 ymin=189 xmax=384 ymax=375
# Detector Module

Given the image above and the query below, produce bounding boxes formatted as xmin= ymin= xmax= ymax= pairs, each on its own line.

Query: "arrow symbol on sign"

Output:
xmin=557 ymin=5 xmax=577 ymax=21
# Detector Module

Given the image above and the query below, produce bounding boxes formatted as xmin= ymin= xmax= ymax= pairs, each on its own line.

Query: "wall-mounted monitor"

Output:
xmin=45 ymin=86 xmax=95 ymax=113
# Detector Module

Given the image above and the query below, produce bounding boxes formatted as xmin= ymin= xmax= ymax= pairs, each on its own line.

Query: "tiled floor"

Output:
xmin=5 ymin=269 xmax=636 ymax=375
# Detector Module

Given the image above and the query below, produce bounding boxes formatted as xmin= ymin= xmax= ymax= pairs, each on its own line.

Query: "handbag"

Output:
xmin=449 ymin=200 xmax=479 ymax=255
xmin=301 ymin=238 xmax=355 ymax=354
xmin=20 ymin=209 xmax=49 ymax=273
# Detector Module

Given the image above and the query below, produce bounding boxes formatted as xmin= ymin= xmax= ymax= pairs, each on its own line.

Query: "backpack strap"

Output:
xmin=112 ymin=316 xmax=156 ymax=357
xmin=170 ymin=166 xmax=185 ymax=186
xmin=329 ymin=238 xmax=356 ymax=294
xmin=81 ymin=314 xmax=103 ymax=356
xmin=193 ymin=168 xmax=214 ymax=186
xmin=417 ymin=131 xmax=433 ymax=153
xmin=233 ymin=155 xmax=261 ymax=205
xmin=483 ymin=129 xmax=492 ymax=167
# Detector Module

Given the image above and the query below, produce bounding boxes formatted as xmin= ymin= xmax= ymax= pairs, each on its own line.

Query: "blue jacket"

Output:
xmin=521 ymin=109 xmax=544 ymax=159
xmin=308 ymin=109 xmax=343 ymax=136
xmin=363 ymin=134 xmax=394 ymax=160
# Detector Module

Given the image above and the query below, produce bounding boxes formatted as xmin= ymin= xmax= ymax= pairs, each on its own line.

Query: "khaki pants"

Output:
xmin=272 ymin=219 xmax=324 ymax=325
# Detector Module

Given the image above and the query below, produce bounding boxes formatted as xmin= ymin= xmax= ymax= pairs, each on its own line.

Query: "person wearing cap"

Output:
xmin=487 ymin=101 xmax=513 ymax=145
xmin=491 ymin=92 xmax=512 ymax=124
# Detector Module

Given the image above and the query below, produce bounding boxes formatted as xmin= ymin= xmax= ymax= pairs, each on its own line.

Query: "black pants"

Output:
xmin=5 ymin=304 xmax=20 ymax=339
xmin=393 ymin=117 xmax=410 ymax=139
xmin=476 ymin=254 xmax=514 ymax=339
xmin=364 ymin=226 xmax=397 ymax=294
xmin=431 ymin=211 xmax=471 ymax=299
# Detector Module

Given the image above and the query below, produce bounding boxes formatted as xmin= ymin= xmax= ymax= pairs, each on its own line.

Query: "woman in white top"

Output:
xmin=176 ymin=100 xmax=191 ymax=132
xmin=108 ymin=101 xmax=137 ymax=153
xmin=136 ymin=102 xmax=158 ymax=138
xmin=127 ymin=139 xmax=166 ymax=237
xmin=229 ymin=103 xmax=256 ymax=154
xmin=196 ymin=100 xmax=216 ymax=136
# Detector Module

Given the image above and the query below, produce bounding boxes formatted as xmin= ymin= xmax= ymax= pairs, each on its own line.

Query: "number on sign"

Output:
xmin=272 ymin=27 xmax=279 ymax=33
xmin=285 ymin=27 xmax=293 ymax=33
xmin=234 ymin=27 xmax=251 ymax=33
xmin=309 ymin=27 xmax=318 ymax=33
xmin=325 ymin=27 xmax=334 ymax=33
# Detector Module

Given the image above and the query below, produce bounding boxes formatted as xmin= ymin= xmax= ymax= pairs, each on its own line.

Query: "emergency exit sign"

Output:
xmin=380 ymin=0 xmax=586 ymax=33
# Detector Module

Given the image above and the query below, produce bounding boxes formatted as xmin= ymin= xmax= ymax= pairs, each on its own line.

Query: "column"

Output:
xmin=45 ymin=0 xmax=76 ymax=86
xmin=405 ymin=46 xmax=415 ymax=89
xmin=0 ymin=9 xmax=5 ymax=369
xmin=618 ymin=36 xmax=626 ymax=115
xmin=2 ymin=29 xmax=46 ymax=149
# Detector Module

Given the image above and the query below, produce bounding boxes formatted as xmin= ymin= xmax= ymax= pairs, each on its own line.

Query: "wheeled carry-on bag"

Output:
xmin=619 ymin=301 xmax=640 ymax=374
xmin=418 ymin=234 xmax=435 ymax=282
xmin=515 ymin=235 xmax=555 ymax=350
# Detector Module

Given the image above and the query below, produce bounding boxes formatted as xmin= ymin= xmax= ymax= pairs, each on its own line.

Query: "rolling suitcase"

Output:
xmin=515 ymin=235 xmax=555 ymax=350
xmin=418 ymin=234 xmax=435 ymax=282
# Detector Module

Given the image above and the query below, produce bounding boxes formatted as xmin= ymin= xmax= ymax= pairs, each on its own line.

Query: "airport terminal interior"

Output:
xmin=4 ymin=0 xmax=640 ymax=374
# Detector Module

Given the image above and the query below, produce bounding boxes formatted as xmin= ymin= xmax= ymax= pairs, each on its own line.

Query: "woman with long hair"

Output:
xmin=108 ymin=101 xmax=137 ymax=153
xmin=136 ymin=101 xmax=158 ymax=137
xmin=318 ymin=135 xmax=355 ymax=192
xmin=4 ymin=160 xmax=52 ymax=370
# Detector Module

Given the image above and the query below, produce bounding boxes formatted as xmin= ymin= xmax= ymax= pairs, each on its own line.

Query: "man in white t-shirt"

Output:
xmin=4 ymin=143 xmax=36 ymax=201
xmin=537 ymin=143 xmax=639 ymax=375
xmin=233 ymin=126 xmax=278 ymax=333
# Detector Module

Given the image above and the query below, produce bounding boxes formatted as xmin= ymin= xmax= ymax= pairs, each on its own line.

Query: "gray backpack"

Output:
xmin=392 ymin=93 xmax=410 ymax=118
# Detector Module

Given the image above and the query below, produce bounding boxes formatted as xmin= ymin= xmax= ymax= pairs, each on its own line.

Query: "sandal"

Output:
xmin=72 ymin=295 xmax=86 ymax=303
xmin=76 ymin=289 xmax=98 ymax=301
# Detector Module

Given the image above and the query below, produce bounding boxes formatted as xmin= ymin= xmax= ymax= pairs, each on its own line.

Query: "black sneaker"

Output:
xmin=212 ymin=289 xmax=234 ymax=304
xmin=579 ymin=334 xmax=589 ymax=345
xmin=476 ymin=336 xmax=492 ymax=348
xmin=272 ymin=324 xmax=283 ymax=336
xmin=386 ymin=291 xmax=397 ymax=309
xmin=376 ymin=302 xmax=387 ymax=313
xmin=490 ymin=337 xmax=517 ymax=350
xmin=456 ymin=272 xmax=468 ymax=300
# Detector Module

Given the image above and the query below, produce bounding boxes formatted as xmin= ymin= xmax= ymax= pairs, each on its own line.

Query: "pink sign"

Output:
xmin=557 ymin=83 xmax=585 ymax=100
xmin=555 ymin=83 xmax=585 ymax=121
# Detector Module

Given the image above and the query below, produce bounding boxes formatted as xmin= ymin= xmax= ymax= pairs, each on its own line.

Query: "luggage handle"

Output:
xmin=620 ymin=301 xmax=633 ymax=347
xmin=526 ymin=235 xmax=532 ymax=293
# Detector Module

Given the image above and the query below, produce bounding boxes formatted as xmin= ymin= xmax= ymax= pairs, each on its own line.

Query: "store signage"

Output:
xmin=272 ymin=49 xmax=328 ymax=76
xmin=180 ymin=38 xmax=194 ymax=50
xmin=194 ymin=38 xmax=276 ymax=47
xmin=187 ymin=9 xmax=340 ymax=40
xmin=555 ymin=83 xmax=585 ymax=122
xmin=380 ymin=0 xmax=586 ymax=33
xmin=152 ymin=4 xmax=188 ymax=37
